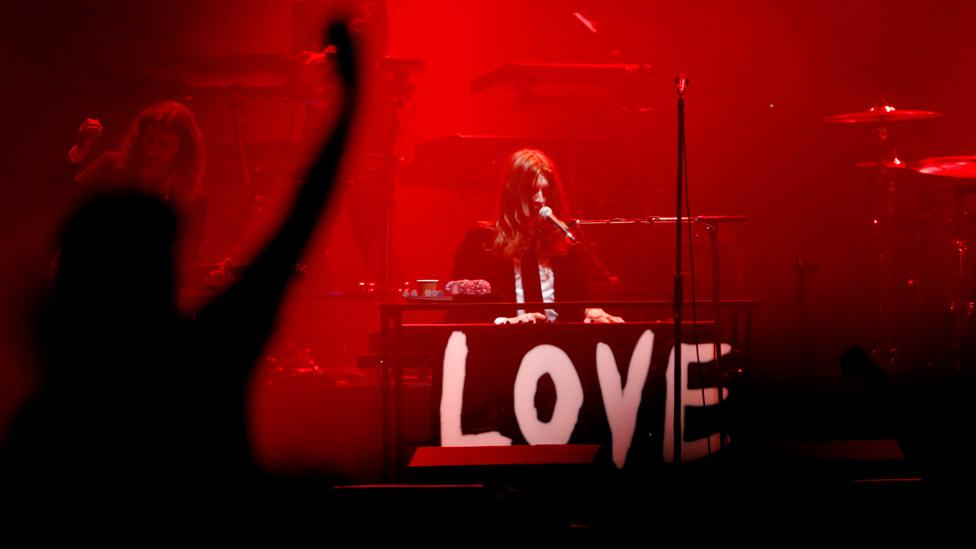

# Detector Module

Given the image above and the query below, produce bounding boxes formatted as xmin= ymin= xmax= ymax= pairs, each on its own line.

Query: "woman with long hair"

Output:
xmin=452 ymin=148 xmax=623 ymax=324
xmin=75 ymin=100 xmax=206 ymax=211
xmin=72 ymin=101 xmax=208 ymax=257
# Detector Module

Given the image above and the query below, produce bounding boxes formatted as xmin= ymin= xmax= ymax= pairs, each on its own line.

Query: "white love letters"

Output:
xmin=439 ymin=329 xmax=732 ymax=467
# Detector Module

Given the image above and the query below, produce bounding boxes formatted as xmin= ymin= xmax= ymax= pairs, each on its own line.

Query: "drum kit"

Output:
xmin=826 ymin=104 xmax=976 ymax=370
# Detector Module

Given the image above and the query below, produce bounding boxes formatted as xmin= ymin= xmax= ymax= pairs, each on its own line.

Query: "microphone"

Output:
xmin=675 ymin=73 xmax=689 ymax=97
xmin=539 ymin=206 xmax=577 ymax=244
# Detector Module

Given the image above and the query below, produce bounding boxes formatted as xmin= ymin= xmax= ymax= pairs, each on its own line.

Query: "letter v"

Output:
xmin=596 ymin=329 xmax=654 ymax=469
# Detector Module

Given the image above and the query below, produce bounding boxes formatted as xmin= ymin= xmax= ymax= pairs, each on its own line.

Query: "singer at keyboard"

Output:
xmin=450 ymin=149 xmax=624 ymax=325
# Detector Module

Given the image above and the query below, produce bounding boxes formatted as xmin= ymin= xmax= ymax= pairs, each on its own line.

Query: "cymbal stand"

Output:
xmin=874 ymin=124 xmax=899 ymax=370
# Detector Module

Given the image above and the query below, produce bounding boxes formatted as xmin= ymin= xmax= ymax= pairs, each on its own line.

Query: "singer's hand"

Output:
xmin=498 ymin=312 xmax=547 ymax=324
xmin=583 ymin=307 xmax=625 ymax=324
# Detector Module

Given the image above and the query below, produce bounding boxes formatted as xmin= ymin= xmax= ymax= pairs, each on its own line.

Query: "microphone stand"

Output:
xmin=541 ymin=207 xmax=620 ymax=287
xmin=672 ymin=75 xmax=687 ymax=464
xmin=566 ymin=221 xmax=620 ymax=287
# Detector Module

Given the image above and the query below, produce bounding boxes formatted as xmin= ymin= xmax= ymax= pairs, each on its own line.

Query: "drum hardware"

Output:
xmin=827 ymin=104 xmax=942 ymax=369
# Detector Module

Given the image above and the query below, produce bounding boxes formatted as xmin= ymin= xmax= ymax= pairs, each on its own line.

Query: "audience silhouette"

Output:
xmin=5 ymin=20 xmax=360 ymax=524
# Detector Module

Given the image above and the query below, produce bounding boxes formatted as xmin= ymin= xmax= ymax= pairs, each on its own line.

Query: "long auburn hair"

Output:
xmin=117 ymin=101 xmax=206 ymax=206
xmin=490 ymin=149 xmax=572 ymax=258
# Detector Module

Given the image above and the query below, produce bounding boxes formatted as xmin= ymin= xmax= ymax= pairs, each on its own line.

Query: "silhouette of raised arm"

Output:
xmin=195 ymin=21 xmax=360 ymax=366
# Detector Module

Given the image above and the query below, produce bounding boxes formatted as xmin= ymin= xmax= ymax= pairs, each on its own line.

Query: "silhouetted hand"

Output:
xmin=327 ymin=21 xmax=357 ymax=89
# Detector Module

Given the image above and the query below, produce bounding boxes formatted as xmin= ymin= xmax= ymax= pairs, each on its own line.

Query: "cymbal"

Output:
xmin=912 ymin=156 xmax=976 ymax=179
xmin=826 ymin=105 xmax=942 ymax=123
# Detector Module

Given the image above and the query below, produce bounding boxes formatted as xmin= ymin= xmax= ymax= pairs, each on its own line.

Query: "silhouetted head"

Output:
xmin=492 ymin=149 xmax=571 ymax=258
